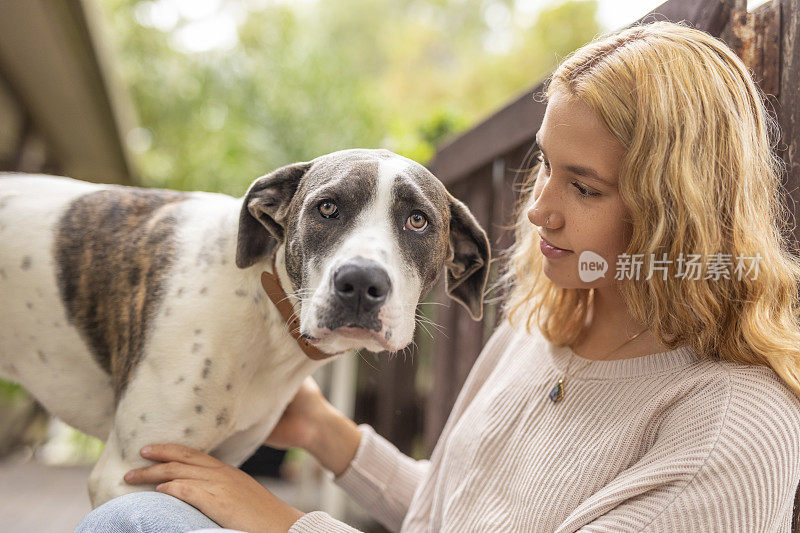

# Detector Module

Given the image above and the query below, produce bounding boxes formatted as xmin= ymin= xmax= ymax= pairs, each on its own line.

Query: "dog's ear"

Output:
xmin=235 ymin=161 xmax=311 ymax=269
xmin=445 ymin=197 xmax=491 ymax=321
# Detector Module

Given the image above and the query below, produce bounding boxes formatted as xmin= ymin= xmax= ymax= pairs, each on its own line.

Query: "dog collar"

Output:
xmin=260 ymin=261 xmax=331 ymax=360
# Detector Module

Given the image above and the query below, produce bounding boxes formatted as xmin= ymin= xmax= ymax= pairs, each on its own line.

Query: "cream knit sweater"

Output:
xmin=289 ymin=319 xmax=800 ymax=532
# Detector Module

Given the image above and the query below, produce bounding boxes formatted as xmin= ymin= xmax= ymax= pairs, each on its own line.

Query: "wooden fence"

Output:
xmin=353 ymin=0 xmax=800 ymax=527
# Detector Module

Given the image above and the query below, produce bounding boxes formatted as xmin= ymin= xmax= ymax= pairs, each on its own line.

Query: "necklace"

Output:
xmin=548 ymin=327 xmax=648 ymax=403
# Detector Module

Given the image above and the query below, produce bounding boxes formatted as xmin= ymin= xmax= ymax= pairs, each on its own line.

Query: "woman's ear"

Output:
xmin=445 ymin=197 xmax=491 ymax=320
xmin=235 ymin=161 xmax=311 ymax=269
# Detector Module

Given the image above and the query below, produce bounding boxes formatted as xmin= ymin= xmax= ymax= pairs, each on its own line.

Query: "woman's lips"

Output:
xmin=539 ymin=237 xmax=573 ymax=258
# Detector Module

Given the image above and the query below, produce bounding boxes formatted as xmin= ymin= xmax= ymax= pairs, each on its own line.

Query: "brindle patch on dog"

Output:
xmin=54 ymin=187 xmax=188 ymax=403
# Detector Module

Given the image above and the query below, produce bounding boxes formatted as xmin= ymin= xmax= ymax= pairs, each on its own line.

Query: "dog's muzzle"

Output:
xmin=333 ymin=257 xmax=391 ymax=315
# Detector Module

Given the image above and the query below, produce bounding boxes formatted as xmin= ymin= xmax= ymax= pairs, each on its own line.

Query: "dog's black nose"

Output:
xmin=333 ymin=258 xmax=391 ymax=314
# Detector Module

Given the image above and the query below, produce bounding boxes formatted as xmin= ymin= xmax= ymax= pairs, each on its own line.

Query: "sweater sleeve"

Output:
xmin=331 ymin=423 xmax=429 ymax=531
xmin=289 ymin=511 xmax=364 ymax=532
xmin=559 ymin=366 xmax=800 ymax=533
xmin=288 ymin=424 xmax=424 ymax=533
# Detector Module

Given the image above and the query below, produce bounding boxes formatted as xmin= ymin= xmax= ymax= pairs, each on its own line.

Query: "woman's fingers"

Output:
xmin=124 ymin=460 xmax=213 ymax=485
xmin=124 ymin=444 xmax=224 ymax=485
xmin=155 ymin=478 xmax=216 ymax=510
xmin=140 ymin=443 xmax=222 ymax=467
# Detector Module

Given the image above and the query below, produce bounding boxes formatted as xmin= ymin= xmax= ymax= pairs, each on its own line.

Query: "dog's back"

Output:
xmin=0 ymin=174 xmax=194 ymax=440
xmin=0 ymin=174 xmax=119 ymax=438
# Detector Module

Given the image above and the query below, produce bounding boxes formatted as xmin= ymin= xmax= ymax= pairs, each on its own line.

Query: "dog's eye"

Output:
xmin=405 ymin=212 xmax=428 ymax=232
xmin=318 ymin=200 xmax=339 ymax=219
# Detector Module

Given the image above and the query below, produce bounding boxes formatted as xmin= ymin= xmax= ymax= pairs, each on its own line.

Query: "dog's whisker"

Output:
xmin=414 ymin=313 xmax=445 ymax=333
xmin=418 ymin=313 xmax=442 ymax=323
xmin=414 ymin=318 xmax=435 ymax=340
xmin=274 ymin=295 xmax=297 ymax=307
xmin=397 ymin=345 xmax=409 ymax=361
xmin=356 ymin=350 xmax=380 ymax=372
xmin=415 ymin=321 xmax=434 ymax=333
xmin=420 ymin=324 xmax=449 ymax=340
xmin=415 ymin=323 xmax=444 ymax=339
xmin=407 ymin=340 xmax=419 ymax=365
xmin=291 ymin=289 xmax=315 ymax=298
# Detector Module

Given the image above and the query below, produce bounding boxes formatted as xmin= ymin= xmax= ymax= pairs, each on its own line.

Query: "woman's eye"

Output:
xmin=318 ymin=200 xmax=339 ymax=218
xmin=405 ymin=212 xmax=428 ymax=232
xmin=536 ymin=152 xmax=599 ymax=198
xmin=572 ymin=182 xmax=599 ymax=198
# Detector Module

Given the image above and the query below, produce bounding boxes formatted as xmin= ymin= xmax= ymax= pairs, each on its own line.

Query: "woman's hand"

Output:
xmin=124 ymin=443 xmax=304 ymax=533
xmin=265 ymin=375 xmax=363 ymax=477
xmin=264 ymin=375 xmax=331 ymax=451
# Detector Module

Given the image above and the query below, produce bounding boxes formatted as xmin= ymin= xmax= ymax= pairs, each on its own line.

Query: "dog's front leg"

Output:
xmin=86 ymin=382 xmax=229 ymax=508
xmin=87 ymin=415 xmax=228 ymax=508
xmin=87 ymin=423 xmax=151 ymax=508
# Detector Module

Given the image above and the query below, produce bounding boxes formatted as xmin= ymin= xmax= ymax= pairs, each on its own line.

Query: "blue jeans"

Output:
xmin=74 ymin=491 xmax=246 ymax=533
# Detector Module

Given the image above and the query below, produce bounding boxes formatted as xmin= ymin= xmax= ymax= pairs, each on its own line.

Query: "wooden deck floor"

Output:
xmin=0 ymin=455 xmax=93 ymax=533
xmin=0 ymin=452 xmax=329 ymax=533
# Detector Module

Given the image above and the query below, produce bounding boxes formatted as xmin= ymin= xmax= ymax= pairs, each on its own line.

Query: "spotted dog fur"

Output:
xmin=0 ymin=149 xmax=490 ymax=509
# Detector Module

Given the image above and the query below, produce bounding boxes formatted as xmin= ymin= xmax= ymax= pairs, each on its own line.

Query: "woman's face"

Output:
xmin=527 ymin=90 xmax=631 ymax=289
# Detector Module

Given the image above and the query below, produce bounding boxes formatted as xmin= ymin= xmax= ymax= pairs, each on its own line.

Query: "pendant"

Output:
xmin=549 ymin=378 xmax=565 ymax=403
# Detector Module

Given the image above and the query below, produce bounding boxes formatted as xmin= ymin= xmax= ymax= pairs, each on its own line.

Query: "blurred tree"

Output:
xmin=95 ymin=0 xmax=601 ymax=194
xmin=0 ymin=0 xmax=602 ymax=462
xmin=0 ymin=2 xmax=607 ymax=480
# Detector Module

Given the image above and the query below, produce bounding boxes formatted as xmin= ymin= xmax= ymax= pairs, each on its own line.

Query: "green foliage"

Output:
xmin=0 ymin=0 xmax=605 ymax=464
xmin=0 ymin=378 xmax=24 ymax=403
xmin=68 ymin=428 xmax=106 ymax=461
xmin=96 ymin=0 xmax=601 ymax=195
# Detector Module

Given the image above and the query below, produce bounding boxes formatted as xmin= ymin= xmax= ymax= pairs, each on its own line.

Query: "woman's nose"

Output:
xmin=527 ymin=174 xmax=562 ymax=228
xmin=527 ymin=206 xmax=558 ymax=228
xmin=527 ymin=206 xmax=538 ymax=225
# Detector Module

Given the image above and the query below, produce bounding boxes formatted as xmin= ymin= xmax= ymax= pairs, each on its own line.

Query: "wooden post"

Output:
xmin=778 ymin=0 xmax=800 ymax=253
xmin=777 ymin=1 xmax=800 ymax=528
xmin=424 ymin=282 xmax=460 ymax=453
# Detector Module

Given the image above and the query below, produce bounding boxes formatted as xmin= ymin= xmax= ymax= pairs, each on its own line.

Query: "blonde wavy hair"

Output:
xmin=502 ymin=20 xmax=800 ymax=399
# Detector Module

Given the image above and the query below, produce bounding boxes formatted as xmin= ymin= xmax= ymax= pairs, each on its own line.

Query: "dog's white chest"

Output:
xmin=108 ymin=201 xmax=329 ymax=461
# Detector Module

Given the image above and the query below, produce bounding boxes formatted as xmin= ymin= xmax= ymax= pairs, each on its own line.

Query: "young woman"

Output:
xmin=76 ymin=19 xmax=800 ymax=533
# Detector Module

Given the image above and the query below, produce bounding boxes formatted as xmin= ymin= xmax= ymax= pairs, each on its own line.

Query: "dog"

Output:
xmin=0 ymin=148 xmax=490 ymax=508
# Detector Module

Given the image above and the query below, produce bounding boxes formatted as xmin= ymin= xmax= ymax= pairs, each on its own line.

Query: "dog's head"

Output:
xmin=236 ymin=149 xmax=490 ymax=355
